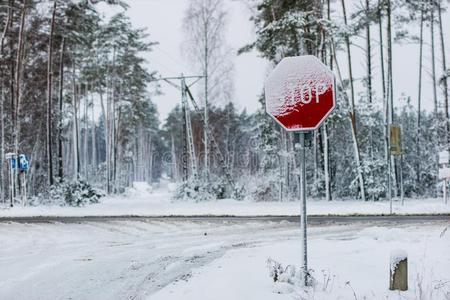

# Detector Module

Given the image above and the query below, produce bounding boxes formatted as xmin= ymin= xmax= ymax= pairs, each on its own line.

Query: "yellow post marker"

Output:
xmin=389 ymin=125 xmax=404 ymax=207
xmin=390 ymin=125 xmax=402 ymax=156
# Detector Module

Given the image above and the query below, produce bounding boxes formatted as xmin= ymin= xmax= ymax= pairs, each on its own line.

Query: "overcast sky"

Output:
xmin=99 ymin=0 xmax=450 ymax=123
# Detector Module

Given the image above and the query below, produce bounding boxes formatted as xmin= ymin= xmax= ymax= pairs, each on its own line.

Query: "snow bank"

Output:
xmin=0 ymin=190 xmax=449 ymax=217
xmin=149 ymin=225 xmax=450 ymax=300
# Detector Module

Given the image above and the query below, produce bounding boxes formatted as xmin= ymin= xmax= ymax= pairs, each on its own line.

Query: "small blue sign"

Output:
xmin=10 ymin=158 xmax=16 ymax=170
xmin=9 ymin=154 xmax=29 ymax=171
xmin=19 ymin=154 xmax=29 ymax=171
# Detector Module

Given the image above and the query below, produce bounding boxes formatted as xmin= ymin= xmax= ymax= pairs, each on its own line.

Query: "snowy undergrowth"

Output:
xmin=266 ymin=258 xmax=450 ymax=300
xmin=30 ymin=180 xmax=103 ymax=207
xmin=174 ymin=177 xmax=240 ymax=202
xmin=264 ymin=226 xmax=450 ymax=299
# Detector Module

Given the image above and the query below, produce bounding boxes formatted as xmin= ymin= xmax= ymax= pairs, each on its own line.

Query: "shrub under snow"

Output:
xmin=48 ymin=180 xmax=103 ymax=207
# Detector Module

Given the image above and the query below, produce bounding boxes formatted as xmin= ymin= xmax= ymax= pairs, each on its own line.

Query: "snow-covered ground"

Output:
xmin=0 ymin=183 xmax=449 ymax=217
xmin=0 ymin=219 xmax=448 ymax=299
xmin=0 ymin=218 xmax=298 ymax=299
xmin=149 ymin=223 xmax=450 ymax=300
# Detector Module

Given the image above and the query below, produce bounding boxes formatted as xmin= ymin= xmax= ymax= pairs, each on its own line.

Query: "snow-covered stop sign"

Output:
xmin=265 ymin=55 xmax=336 ymax=131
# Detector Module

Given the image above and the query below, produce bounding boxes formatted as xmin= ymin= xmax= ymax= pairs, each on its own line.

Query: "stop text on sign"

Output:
xmin=265 ymin=55 xmax=336 ymax=131
xmin=283 ymin=80 xmax=330 ymax=105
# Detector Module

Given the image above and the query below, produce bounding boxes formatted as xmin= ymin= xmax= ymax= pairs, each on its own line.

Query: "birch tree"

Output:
xmin=437 ymin=0 xmax=449 ymax=144
xmin=183 ymin=0 xmax=234 ymax=177
xmin=340 ymin=0 xmax=366 ymax=201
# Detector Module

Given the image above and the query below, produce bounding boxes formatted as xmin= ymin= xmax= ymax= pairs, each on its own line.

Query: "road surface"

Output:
xmin=0 ymin=214 xmax=448 ymax=224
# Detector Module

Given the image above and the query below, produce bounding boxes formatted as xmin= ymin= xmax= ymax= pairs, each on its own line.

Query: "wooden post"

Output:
xmin=390 ymin=250 xmax=408 ymax=291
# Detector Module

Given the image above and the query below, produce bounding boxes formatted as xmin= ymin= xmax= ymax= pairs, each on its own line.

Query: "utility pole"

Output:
xmin=185 ymin=85 xmax=238 ymax=196
xmin=153 ymin=75 xmax=238 ymax=197
xmin=153 ymin=75 xmax=204 ymax=182
xmin=181 ymin=76 xmax=198 ymax=179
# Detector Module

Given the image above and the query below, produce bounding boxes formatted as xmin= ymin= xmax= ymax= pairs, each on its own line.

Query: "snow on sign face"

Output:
xmin=265 ymin=55 xmax=336 ymax=131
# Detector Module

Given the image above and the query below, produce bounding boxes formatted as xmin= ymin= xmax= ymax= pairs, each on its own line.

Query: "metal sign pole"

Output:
xmin=299 ymin=132 xmax=308 ymax=286
xmin=21 ymin=172 xmax=26 ymax=206
xmin=400 ymin=154 xmax=404 ymax=206
xmin=388 ymin=127 xmax=392 ymax=215
xmin=9 ymin=161 xmax=12 ymax=207
xmin=5 ymin=153 xmax=17 ymax=208
xmin=10 ymin=158 xmax=14 ymax=208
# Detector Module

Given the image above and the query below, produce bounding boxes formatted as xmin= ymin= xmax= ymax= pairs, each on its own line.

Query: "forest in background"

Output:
xmin=0 ymin=0 xmax=448 ymax=205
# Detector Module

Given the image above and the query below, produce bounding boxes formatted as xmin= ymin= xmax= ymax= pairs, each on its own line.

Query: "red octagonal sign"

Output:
xmin=265 ymin=55 xmax=336 ymax=131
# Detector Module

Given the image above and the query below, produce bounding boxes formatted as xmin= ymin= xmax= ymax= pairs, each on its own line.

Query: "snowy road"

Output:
xmin=0 ymin=219 xmax=301 ymax=300
xmin=0 ymin=219 xmax=448 ymax=300
xmin=1 ymin=214 xmax=449 ymax=224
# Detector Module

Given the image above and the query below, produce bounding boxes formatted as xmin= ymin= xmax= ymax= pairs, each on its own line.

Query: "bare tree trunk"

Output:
xmin=429 ymin=0 xmax=439 ymax=197
xmin=377 ymin=0 xmax=386 ymax=100
xmin=386 ymin=0 xmax=394 ymax=123
xmin=366 ymin=0 xmax=372 ymax=103
xmin=204 ymin=22 xmax=209 ymax=179
xmin=72 ymin=66 xmax=80 ymax=180
xmin=65 ymin=125 xmax=72 ymax=175
xmin=323 ymin=0 xmax=332 ymax=201
xmin=148 ymin=135 xmax=153 ymax=184
xmin=98 ymin=84 xmax=108 ymax=191
xmin=365 ymin=0 xmax=375 ymax=195
xmin=105 ymin=79 xmax=111 ymax=193
xmin=0 ymin=83 xmax=4 ymax=204
xmin=0 ymin=1 xmax=12 ymax=203
xmin=416 ymin=10 xmax=424 ymax=189
xmin=47 ymin=0 xmax=57 ymax=186
xmin=430 ymin=0 xmax=438 ymax=116
xmin=0 ymin=1 xmax=11 ymax=54
xmin=58 ymin=37 xmax=65 ymax=180
xmin=83 ymin=83 xmax=88 ymax=179
xmin=9 ymin=0 xmax=15 ymax=125
xmin=113 ymin=104 xmax=120 ymax=190
xmin=341 ymin=0 xmax=356 ymax=117
xmin=386 ymin=0 xmax=397 ymax=199
xmin=327 ymin=0 xmax=332 ymax=68
xmin=437 ymin=1 xmax=449 ymax=144
xmin=13 ymin=1 xmax=27 ymax=206
xmin=112 ymin=81 xmax=117 ymax=192
xmin=378 ymin=0 xmax=391 ymax=196
xmin=91 ymin=90 xmax=96 ymax=174
xmin=105 ymin=68 xmax=112 ymax=194
xmin=331 ymin=42 xmax=366 ymax=202
xmin=108 ymin=47 xmax=117 ymax=193
xmin=340 ymin=0 xmax=366 ymax=201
